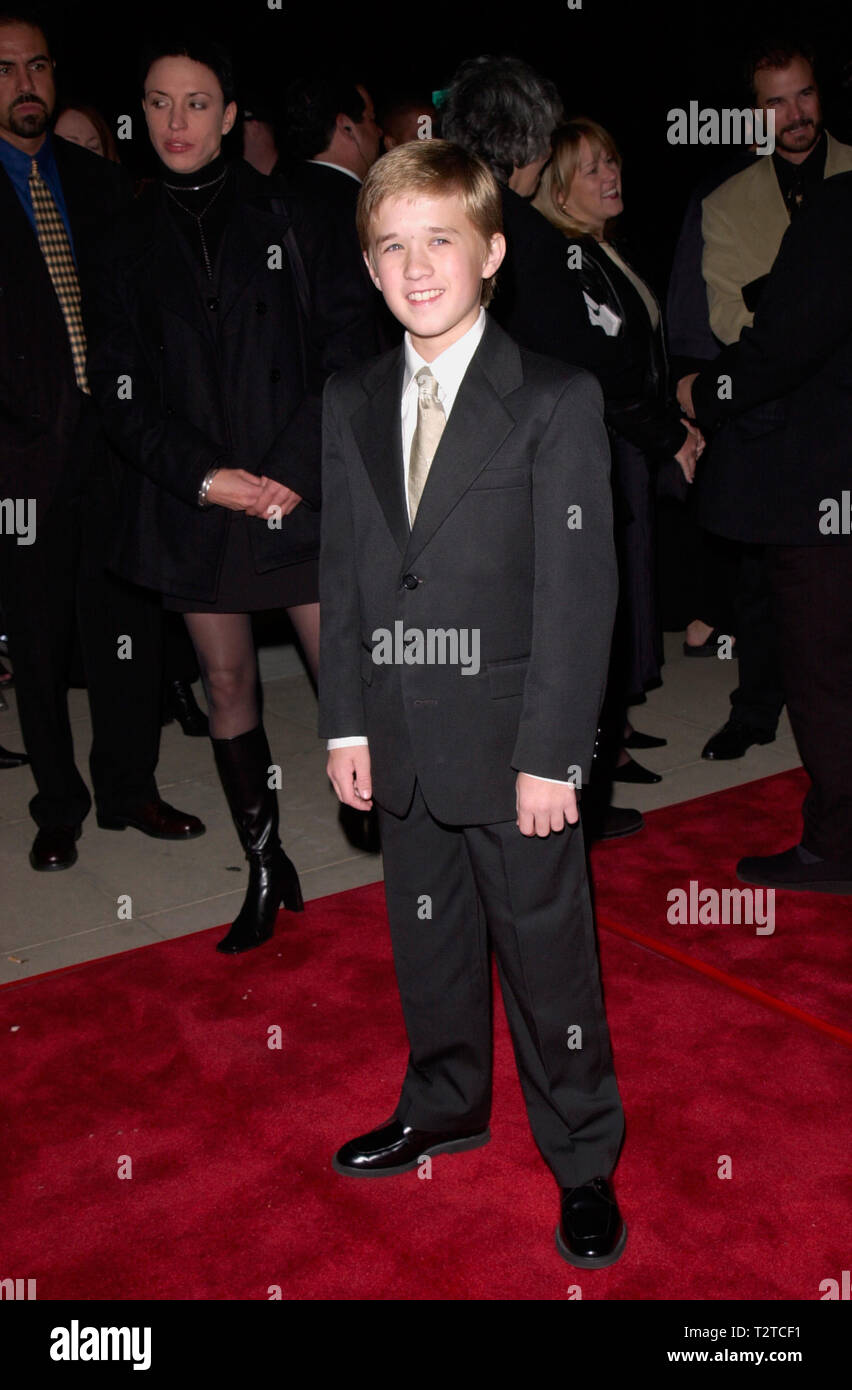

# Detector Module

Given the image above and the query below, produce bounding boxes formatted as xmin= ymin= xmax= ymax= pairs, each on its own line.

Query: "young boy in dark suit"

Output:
xmin=318 ymin=140 xmax=626 ymax=1266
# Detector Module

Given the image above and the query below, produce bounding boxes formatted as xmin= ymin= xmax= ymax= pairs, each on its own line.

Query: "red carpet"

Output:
xmin=1 ymin=769 xmax=849 ymax=1300
xmin=593 ymin=767 xmax=852 ymax=1036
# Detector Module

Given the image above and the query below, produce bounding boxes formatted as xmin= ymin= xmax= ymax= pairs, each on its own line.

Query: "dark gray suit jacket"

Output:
xmin=318 ymin=314 xmax=617 ymax=825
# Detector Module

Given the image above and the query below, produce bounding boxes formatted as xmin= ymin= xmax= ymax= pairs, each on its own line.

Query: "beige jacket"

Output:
xmin=701 ymin=132 xmax=852 ymax=344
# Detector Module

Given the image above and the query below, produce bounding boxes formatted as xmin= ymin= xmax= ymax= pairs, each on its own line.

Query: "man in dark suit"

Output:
xmin=319 ymin=141 xmax=626 ymax=1266
xmin=279 ymin=74 xmax=396 ymax=363
xmin=681 ymin=171 xmax=852 ymax=893
xmin=690 ymin=43 xmax=852 ymax=766
xmin=0 ymin=11 xmax=203 ymax=869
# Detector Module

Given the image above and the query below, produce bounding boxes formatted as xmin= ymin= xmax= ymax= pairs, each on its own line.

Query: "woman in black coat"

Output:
xmin=532 ymin=119 xmax=703 ymax=789
xmin=87 ymin=38 xmax=325 ymax=954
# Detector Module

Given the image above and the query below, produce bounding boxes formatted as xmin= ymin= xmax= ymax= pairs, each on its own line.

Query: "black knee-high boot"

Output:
xmin=211 ymin=725 xmax=304 ymax=954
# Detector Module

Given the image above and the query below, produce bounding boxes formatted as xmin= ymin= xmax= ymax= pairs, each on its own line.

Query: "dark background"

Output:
xmin=33 ymin=0 xmax=852 ymax=289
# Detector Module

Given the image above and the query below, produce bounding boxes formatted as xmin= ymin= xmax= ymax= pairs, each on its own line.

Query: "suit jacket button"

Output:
xmin=269 ymin=368 xmax=281 ymax=383
xmin=402 ymin=573 xmax=419 ymax=590
xmin=206 ymin=296 xmax=219 ymax=311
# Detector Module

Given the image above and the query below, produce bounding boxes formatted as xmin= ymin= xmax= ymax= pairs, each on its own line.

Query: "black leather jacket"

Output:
xmin=565 ymin=235 xmax=688 ymax=464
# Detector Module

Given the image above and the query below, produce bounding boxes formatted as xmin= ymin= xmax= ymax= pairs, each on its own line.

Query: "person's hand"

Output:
xmin=677 ymin=372 xmax=699 ymax=418
xmin=205 ymin=467 xmax=264 ymax=511
xmin=675 ymin=419 xmax=705 ymax=484
xmin=516 ymin=772 xmax=578 ymax=837
xmin=327 ymin=745 xmax=373 ymax=810
xmin=244 ymin=477 xmax=304 ymax=520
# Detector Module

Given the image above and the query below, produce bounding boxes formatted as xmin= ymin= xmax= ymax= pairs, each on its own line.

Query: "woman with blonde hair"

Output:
xmin=533 ymin=119 xmax=703 ymax=788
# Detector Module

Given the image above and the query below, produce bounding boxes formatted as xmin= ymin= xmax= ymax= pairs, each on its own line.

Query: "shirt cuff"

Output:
xmin=327 ymin=737 xmax=368 ymax=749
xmin=524 ymin=772 xmax=574 ymax=786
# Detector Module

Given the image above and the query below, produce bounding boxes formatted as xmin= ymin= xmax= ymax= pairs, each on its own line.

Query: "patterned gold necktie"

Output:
xmin=28 ymin=158 xmax=89 ymax=393
xmin=408 ymin=366 xmax=446 ymax=522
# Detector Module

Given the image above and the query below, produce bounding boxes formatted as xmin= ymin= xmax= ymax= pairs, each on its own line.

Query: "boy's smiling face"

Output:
xmin=365 ymin=192 xmax=505 ymax=361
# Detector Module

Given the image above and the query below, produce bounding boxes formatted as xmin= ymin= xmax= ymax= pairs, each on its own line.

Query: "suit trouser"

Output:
xmin=377 ymin=783 xmax=625 ymax=1188
xmin=766 ymin=543 xmax=852 ymax=861
xmin=0 ymin=493 xmax=162 ymax=829
xmin=729 ymin=543 xmax=786 ymax=734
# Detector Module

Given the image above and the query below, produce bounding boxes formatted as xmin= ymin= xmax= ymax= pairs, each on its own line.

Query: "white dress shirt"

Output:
xmin=309 ymin=158 xmax=362 ymax=184
xmin=328 ymin=309 xmax=570 ymax=788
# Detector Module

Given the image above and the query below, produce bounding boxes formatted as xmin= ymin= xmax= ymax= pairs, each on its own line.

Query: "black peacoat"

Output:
xmin=692 ymin=171 xmax=852 ymax=547
xmin=85 ymin=160 xmax=332 ymax=603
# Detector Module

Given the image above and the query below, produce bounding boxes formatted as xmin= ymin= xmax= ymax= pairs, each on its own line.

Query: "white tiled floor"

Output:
xmin=0 ymin=632 xmax=800 ymax=984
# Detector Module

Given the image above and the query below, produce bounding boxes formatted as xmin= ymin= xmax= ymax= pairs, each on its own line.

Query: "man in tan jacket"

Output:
xmin=703 ymin=43 xmax=852 ymax=346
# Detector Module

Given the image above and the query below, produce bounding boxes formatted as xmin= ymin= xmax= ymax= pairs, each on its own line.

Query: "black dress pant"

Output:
xmin=377 ymin=783 xmax=625 ymax=1188
xmin=0 ymin=492 xmax=162 ymax=829
xmin=767 ymin=544 xmax=852 ymax=861
xmin=729 ymin=543 xmax=786 ymax=734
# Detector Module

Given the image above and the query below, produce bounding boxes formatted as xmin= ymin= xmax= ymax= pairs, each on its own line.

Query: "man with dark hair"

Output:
xmin=694 ymin=38 xmax=852 ymax=765
xmin=0 ymin=11 xmax=204 ymax=869
xmin=379 ymin=92 xmax=436 ymax=151
xmin=278 ymin=75 xmax=391 ymax=364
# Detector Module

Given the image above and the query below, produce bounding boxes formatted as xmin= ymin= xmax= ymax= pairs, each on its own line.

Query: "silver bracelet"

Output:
xmin=197 ymin=466 xmax=220 ymax=508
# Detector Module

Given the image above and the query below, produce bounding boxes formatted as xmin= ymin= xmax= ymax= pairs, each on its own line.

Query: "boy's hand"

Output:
xmin=327 ymin=745 xmax=373 ymax=810
xmin=516 ymin=772 xmax=578 ymax=837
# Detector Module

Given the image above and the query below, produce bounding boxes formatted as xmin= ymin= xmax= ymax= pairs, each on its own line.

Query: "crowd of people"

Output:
xmin=1 ymin=8 xmax=850 ymax=1267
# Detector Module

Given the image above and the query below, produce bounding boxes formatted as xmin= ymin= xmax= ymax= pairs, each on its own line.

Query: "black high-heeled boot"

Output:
xmin=211 ymin=725 xmax=304 ymax=954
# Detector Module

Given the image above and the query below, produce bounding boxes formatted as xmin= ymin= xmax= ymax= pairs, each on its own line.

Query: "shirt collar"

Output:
xmin=403 ymin=307 xmax=487 ymax=405
xmin=772 ymin=129 xmax=827 ymax=192
xmin=0 ymin=129 xmax=55 ymax=177
xmin=309 ymin=158 xmax=362 ymax=184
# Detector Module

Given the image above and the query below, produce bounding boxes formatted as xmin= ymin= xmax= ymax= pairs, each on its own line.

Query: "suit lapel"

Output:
xmin=351 ymin=351 xmax=409 ymax=553
xmin=402 ymin=317 xmax=520 ymax=567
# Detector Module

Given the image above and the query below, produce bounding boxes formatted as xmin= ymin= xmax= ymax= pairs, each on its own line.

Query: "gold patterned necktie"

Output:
xmin=408 ymin=366 xmax=446 ymax=522
xmin=28 ymin=157 xmax=89 ymax=393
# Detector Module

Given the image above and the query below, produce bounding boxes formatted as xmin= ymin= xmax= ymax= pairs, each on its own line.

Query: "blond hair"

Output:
xmin=533 ymin=119 xmax=622 ymax=239
xmin=356 ymin=139 xmax=503 ymax=307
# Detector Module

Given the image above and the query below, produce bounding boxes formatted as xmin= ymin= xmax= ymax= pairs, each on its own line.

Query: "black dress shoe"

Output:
xmin=737 ymin=845 xmax=852 ymax=894
xmin=612 ymin=756 xmax=662 ymax=785
xmin=0 ymin=743 xmax=28 ymax=769
xmin=97 ymin=798 xmax=206 ymax=839
xmin=623 ymin=729 xmax=667 ymax=750
xmin=701 ymin=720 xmax=775 ymax=761
xmin=556 ymin=1177 xmax=627 ymax=1268
xmin=333 ymin=1118 xmax=491 ymax=1177
xmin=586 ymin=806 xmax=645 ymax=841
xmin=163 ymin=679 xmax=209 ymax=737
xmin=30 ymin=825 xmax=81 ymax=871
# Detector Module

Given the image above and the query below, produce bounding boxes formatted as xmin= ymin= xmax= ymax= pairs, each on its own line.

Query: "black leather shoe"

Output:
xmin=30 ymin=825 xmax=81 ymax=871
xmin=0 ymin=743 xmax=28 ymax=768
xmin=97 ymin=798 xmax=206 ymax=839
xmin=612 ymin=756 xmax=661 ymax=785
xmin=556 ymin=1177 xmax=627 ymax=1268
xmin=333 ymin=1118 xmax=491 ymax=1177
xmin=163 ymin=679 xmax=209 ymax=737
xmin=737 ymin=845 xmax=852 ymax=895
xmin=623 ymin=729 xmax=667 ymax=750
xmin=592 ymin=806 xmax=645 ymax=840
xmin=701 ymin=720 xmax=775 ymax=761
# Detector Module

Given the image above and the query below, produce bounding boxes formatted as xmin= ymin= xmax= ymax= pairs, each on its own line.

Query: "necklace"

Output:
xmin=164 ymin=168 xmax=229 ymax=280
xmin=163 ymin=169 xmax=227 ymax=192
